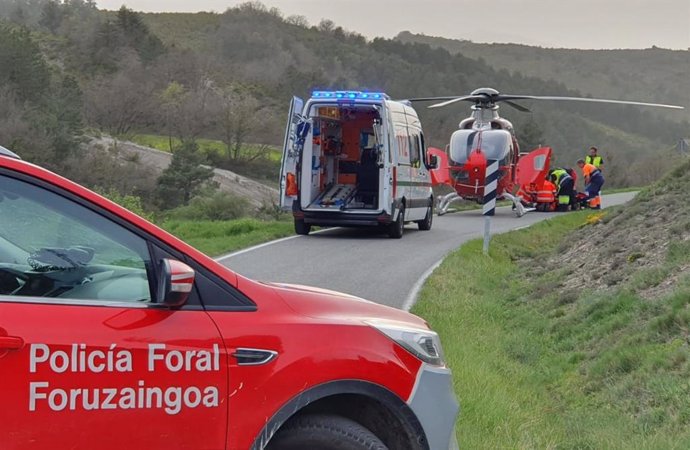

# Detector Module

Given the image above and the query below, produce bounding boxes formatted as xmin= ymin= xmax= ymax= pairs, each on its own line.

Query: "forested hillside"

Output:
xmin=0 ymin=0 xmax=687 ymax=216
xmin=396 ymin=31 xmax=690 ymax=124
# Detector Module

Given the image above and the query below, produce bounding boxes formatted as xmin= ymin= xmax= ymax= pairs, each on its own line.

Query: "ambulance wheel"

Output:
xmin=388 ymin=205 xmax=405 ymax=239
xmin=267 ymin=413 xmax=387 ymax=450
xmin=417 ymin=202 xmax=433 ymax=231
xmin=294 ymin=219 xmax=311 ymax=235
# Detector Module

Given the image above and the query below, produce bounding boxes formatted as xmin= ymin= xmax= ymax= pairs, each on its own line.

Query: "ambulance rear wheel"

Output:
xmin=267 ymin=413 xmax=387 ymax=450
xmin=294 ymin=219 xmax=311 ymax=235
xmin=388 ymin=205 xmax=405 ymax=239
xmin=417 ymin=202 xmax=433 ymax=231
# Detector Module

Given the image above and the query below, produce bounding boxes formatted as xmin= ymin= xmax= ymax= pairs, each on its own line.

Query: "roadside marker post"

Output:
xmin=482 ymin=159 xmax=499 ymax=255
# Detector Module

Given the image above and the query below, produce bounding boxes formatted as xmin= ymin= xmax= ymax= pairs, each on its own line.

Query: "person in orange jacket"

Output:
xmin=577 ymin=159 xmax=605 ymax=209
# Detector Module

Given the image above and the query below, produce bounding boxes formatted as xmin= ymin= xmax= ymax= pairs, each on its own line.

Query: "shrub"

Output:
xmin=95 ymin=187 xmax=154 ymax=221
xmin=167 ymin=192 xmax=249 ymax=221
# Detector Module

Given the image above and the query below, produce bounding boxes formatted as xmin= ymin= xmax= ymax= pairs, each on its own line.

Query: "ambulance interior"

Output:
xmin=301 ymin=104 xmax=384 ymax=212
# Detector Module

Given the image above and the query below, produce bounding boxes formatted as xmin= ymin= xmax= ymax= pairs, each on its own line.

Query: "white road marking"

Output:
xmin=402 ymin=258 xmax=445 ymax=311
xmin=216 ymin=227 xmax=333 ymax=261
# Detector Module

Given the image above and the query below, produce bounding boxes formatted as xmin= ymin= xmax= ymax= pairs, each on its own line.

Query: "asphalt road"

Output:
xmin=219 ymin=192 xmax=635 ymax=309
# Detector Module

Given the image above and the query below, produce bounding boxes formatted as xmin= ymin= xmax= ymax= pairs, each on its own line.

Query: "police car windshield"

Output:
xmin=449 ymin=130 xmax=511 ymax=164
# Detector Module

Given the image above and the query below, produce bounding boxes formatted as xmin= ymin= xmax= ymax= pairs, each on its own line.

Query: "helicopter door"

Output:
xmin=516 ymin=146 xmax=553 ymax=187
xmin=279 ymin=96 xmax=304 ymax=210
xmin=428 ymin=147 xmax=450 ymax=186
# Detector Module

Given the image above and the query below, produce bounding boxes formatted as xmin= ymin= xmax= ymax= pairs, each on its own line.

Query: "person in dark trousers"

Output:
xmin=585 ymin=146 xmax=604 ymax=170
xmin=577 ymin=159 xmax=605 ymax=209
xmin=549 ymin=167 xmax=575 ymax=211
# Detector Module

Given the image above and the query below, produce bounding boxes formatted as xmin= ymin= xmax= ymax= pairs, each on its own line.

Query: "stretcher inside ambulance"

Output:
xmin=299 ymin=105 xmax=383 ymax=211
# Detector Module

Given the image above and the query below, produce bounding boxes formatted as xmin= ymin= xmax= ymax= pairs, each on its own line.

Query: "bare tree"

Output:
xmin=157 ymin=76 xmax=222 ymax=148
xmin=218 ymin=84 xmax=264 ymax=161
xmin=83 ymin=57 xmax=157 ymax=137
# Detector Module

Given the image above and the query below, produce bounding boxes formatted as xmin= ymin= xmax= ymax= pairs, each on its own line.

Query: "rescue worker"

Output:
xmin=536 ymin=177 xmax=557 ymax=212
xmin=585 ymin=146 xmax=604 ymax=170
xmin=549 ymin=167 xmax=575 ymax=211
xmin=577 ymin=159 xmax=605 ymax=209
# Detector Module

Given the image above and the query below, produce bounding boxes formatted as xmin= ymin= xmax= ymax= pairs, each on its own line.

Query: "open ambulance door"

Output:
xmin=515 ymin=146 xmax=552 ymax=189
xmin=279 ymin=96 xmax=304 ymax=210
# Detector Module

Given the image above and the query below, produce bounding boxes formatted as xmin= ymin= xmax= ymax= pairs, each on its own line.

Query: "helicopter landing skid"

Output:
xmin=501 ymin=193 xmax=534 ymax=218
xmin=437 ymin=192 xmax=463 ymax=216
xmin=437 ymin=192 xmax=535 ymax=217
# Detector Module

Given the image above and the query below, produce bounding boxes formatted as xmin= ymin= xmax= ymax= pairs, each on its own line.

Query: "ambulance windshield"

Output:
xmin=449 ymin=130 xmax=512 ymax=165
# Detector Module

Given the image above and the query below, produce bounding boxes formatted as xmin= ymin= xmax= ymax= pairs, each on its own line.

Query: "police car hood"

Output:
xmin=265 ymin=282 xmax=428 ymax=327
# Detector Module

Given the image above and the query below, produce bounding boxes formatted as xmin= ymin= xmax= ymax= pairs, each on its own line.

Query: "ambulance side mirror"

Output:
xmin=157 ymin=259 xmax=195 ymax=308
xmin=428 ymin=155 xmax=439 ymax=170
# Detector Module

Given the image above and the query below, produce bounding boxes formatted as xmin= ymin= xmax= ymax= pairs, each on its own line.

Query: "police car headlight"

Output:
xmin=366 ymin=320 xmax=446 ymax=366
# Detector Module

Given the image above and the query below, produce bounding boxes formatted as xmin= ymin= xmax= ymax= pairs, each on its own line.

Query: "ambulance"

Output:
xmin=0 ymin=146 xmax=458 ymax=449
xmin=279 ymin=91 xmax=437 ymax=238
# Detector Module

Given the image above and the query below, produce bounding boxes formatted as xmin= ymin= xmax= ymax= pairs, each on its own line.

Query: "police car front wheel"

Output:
xmin=267 ymin=413 xmax=387 ymax=450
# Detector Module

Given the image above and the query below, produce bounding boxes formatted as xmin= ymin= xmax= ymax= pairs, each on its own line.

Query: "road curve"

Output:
xmin=219 ymin=193 xmax=635 ymax=309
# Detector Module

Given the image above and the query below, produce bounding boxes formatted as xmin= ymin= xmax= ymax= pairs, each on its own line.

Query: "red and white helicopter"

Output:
xmin=410 ymin=88 xmax=684 ymax=216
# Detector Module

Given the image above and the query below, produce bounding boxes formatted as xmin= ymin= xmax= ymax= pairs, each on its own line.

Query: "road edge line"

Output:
xmin=216 ymin=228 xmax=332 ymax=261
xmin=402 ymin=258 xmax=445 ymax=312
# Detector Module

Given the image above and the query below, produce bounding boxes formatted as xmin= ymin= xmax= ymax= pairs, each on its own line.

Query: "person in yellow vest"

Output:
xmin=549 ymin=168 xmax=575 ymax=211
xmin=585 ymin=146 xmax=604 ymax=169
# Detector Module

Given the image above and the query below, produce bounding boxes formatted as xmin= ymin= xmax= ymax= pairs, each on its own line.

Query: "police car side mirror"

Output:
xmin=157 ymin=259 xmax=195 ymax=308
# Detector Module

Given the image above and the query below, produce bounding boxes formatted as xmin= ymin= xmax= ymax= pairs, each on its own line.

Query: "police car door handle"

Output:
xmin=0 ymin=335 xmax=24 ymax=350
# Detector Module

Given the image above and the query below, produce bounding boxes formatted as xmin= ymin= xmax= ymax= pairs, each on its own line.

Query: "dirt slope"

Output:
xmin=542 ymin=160 xmax=690 ymax=299
xmin=90 ymin=136 xmax=279 ymax=209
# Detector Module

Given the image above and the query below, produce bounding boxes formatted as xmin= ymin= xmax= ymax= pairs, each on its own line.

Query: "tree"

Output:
xmin=517 ymin=117 xmax=545 ymax=153
xmin=218 ymin=84 xmax=263 ymax=160
xmin=44 ymin=75 xmax=84 ymax=163
xmin=40 ymin=0 xmax=64 ymax=33
xmin=0 ymin=23 xmax=51 ymax=103
xmin=158 ymin=78 xmax=221 ymax=148
xmin=115 ymin=6 xmax=165 ymax=63
xmin=84 ymin=58 xmax=158 ymax=136
xmin=159 ymin=81 xmax=188 ymax=151
xmin=155 ymin=141 xmax=216 ymax=209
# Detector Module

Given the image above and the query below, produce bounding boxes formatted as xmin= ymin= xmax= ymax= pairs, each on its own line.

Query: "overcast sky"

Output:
xmin=96 ymin=0 xmax=689 ymax=50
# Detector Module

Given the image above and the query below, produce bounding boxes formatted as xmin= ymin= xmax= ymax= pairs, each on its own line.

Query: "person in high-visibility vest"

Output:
xmin=585 ymin=146 xmax=604 ymax=169
xmin=549 ymin=167 xmax=575 ymax=211
xmin=577 ymin=159 xmax=605 ymax=209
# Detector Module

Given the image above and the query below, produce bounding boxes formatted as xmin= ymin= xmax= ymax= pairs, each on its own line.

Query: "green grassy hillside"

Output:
xmin=414 ymin=160 xmax=690 ymax=448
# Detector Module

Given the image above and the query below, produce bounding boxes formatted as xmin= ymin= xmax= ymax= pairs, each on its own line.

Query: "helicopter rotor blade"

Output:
xmin=406 ymin=96 xmax=466 ymax=102
xmin=503 ymin=95 xmax=685 ymax=110
xmin=502 ymin=100 xmax=531 ymax=113
xmin=427 ymin=96 xmax=484 ymax=109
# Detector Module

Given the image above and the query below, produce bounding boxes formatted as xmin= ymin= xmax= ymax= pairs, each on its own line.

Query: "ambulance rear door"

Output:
xmin=279 ymin=96 xmax=304 ymax=210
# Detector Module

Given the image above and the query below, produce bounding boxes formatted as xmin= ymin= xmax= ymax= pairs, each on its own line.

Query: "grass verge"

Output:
xmin=413 ymin=210 xmax=690 ymax=449
xmin=128 ymin=134 xmax=281 ymax=161
xmin=161 ymin=218 xmax=294 ymax=257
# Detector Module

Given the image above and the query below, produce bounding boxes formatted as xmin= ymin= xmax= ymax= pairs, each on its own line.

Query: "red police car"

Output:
xmin=0 ymin=146 xmax=458 ymax=450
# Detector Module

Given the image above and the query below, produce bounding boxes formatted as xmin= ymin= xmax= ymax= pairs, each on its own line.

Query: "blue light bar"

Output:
xmin=311 ymin=90 xmax=389 ymax=100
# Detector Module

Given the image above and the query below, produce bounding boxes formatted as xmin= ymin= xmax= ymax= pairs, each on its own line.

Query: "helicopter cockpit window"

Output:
xmin=449 ymin=129 xmax=512 ymax=166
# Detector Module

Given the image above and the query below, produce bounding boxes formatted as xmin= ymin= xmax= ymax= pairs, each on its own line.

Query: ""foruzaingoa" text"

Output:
xmin=28 ymin=343 xmax=221 ymax=415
